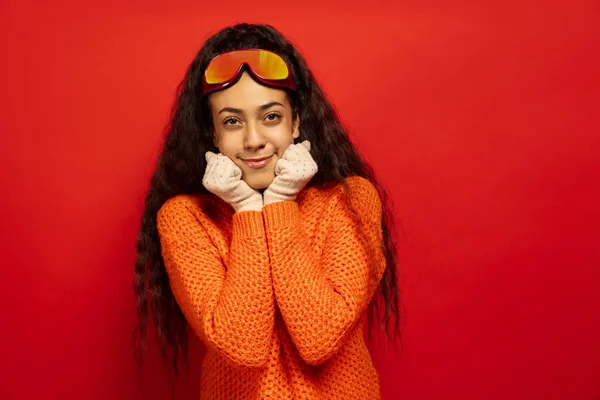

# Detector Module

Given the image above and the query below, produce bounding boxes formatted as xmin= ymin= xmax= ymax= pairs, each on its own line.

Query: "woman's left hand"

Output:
xmin=263 ymin=140 xmax=318 ymax=205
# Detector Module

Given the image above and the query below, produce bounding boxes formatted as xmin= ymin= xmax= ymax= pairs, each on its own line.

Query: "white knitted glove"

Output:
xmin=263 ymin=140 xmax=318 ymax=206
xmin=203 ymin=152 xmax=263 ymax=212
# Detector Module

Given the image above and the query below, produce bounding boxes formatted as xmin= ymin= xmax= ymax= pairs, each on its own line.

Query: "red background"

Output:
xmin=1 ymin=1 xmax=598 ymax=399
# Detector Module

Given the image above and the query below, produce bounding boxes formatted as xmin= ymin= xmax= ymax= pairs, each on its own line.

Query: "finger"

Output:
xmin=300 ymin=140 xmax=311 ymax=152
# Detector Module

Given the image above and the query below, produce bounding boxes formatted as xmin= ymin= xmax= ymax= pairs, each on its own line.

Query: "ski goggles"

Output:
xmin=202 ymin=49 xmax=296 ymax=95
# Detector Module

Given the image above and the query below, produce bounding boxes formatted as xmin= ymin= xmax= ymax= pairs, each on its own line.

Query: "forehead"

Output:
xmin=208 ymin=72 xmax=289 ymax=110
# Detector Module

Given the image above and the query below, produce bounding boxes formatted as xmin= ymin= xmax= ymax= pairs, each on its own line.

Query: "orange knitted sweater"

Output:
xmin=157 ymin=175 xmax=386 ymax=399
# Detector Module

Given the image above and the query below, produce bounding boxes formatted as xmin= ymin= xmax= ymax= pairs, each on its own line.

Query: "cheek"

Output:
xmin=214 ymin=133 xmax=237 ymax=155
xmin=273 ymin=128 xmax=295 ymax=156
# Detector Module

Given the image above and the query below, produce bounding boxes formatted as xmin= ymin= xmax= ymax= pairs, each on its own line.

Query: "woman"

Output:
xmin=134 ymin=23 xmax=401 ymax=399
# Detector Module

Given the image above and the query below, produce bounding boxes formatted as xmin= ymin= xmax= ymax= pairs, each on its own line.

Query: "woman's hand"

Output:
xmin=263 ymin=140 xmax=318 ymax=205
xmin=203 ymin=152 xmax=263 ymax=212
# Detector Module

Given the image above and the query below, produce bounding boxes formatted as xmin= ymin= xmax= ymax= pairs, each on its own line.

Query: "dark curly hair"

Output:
xmin=133 ymin=22 xmax=403 ymax=388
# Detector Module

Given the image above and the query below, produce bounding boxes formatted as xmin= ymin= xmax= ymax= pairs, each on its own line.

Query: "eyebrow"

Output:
xmin=218 ymin=101 xmax=284 ymax=115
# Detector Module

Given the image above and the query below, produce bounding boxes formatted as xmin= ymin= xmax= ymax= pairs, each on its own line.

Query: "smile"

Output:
xmin=241 ymin=154 xmax=274 ymax=169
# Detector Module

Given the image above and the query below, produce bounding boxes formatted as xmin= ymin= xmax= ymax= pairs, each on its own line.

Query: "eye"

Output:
xmin=223 ymin=117 xmax=239 ymax=126
xmin=265 ymin=112 xmax=282 ymax=122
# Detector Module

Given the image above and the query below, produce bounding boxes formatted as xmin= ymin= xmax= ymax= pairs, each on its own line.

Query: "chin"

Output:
xmin=246 ymin=180 xmax=273 ymax=190
xmin=243 ymin=172 xmax=275 ymax=190
xmin=239 ymin=156 xmax=278 ymax=190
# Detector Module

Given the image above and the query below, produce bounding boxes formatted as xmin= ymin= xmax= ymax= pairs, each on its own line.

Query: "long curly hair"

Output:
xmin=133 ymin=22 xmax=403 ymax=382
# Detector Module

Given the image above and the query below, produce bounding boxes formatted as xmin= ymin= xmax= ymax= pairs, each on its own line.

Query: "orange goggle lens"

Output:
xmin=203 ymin=49 xmax=294 ymax=94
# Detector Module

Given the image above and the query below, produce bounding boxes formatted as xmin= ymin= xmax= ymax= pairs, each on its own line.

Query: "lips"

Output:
xmin=241 ymin=154 xmax=274 ymax=169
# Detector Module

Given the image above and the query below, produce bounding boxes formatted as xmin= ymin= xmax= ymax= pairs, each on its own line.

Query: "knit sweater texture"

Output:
xmin=156 ymin=175 xmax=387 ymax=399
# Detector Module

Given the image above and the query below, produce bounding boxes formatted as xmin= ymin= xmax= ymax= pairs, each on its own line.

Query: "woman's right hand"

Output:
xmin=203 ymin=152 xmax=263 ymax=212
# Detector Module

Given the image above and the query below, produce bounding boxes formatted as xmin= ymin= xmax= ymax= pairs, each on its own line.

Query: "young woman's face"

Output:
xmin=208 ymin=71 xmax=300 ymax=190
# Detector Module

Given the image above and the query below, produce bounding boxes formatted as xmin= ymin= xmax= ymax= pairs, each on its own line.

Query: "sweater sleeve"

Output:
xmin=157 ymin=196 xmax=274 ymax=369
xmin=262 ymin=178 xmax=386 ymax=366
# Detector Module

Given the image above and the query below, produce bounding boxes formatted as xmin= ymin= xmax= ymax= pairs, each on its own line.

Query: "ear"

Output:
xmin=292 ymin=116 xmax=300 ymax=139
xmin=212 ymin=130 xmax=219 ymax=149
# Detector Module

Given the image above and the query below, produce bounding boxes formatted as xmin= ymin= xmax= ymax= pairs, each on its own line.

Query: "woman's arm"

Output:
xmin=157 ymin=196 xmax=274 ymax=369
xmin=262 ymin=178 xmax=386 ymax=366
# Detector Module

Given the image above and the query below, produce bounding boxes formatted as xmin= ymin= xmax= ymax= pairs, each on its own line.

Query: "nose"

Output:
xmin=244 ymin=122 xmax=266 ymax=151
